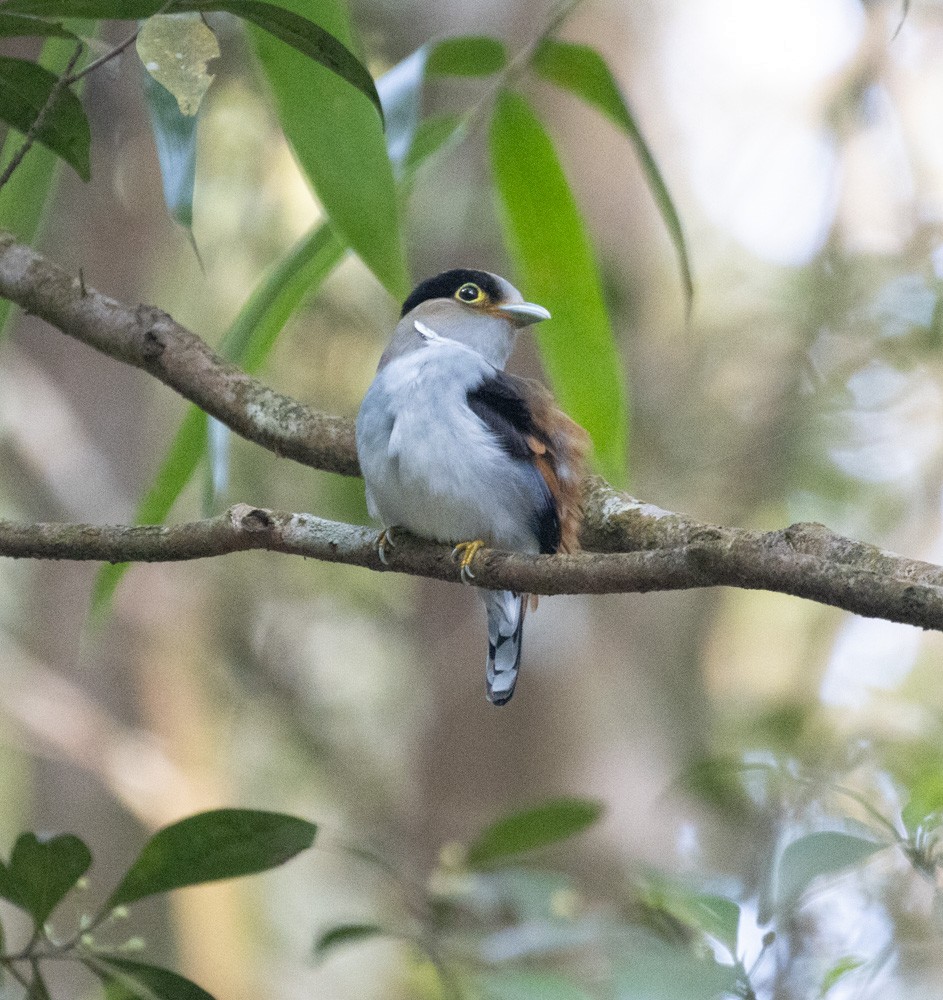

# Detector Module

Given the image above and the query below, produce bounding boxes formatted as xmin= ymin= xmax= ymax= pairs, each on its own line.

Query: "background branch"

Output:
xmin=1 ymin=231 xmax=941 ymax=630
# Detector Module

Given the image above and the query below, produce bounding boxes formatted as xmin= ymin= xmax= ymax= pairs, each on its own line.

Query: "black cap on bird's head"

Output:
xmin=380 ymin=268 xmax=550 ymax=370
xmin=400 ymin=268 xmax=551 ymax=327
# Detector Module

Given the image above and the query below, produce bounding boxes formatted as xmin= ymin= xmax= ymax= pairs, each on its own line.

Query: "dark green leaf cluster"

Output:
xmin=0 ymin=809 xmax=316 ymax=999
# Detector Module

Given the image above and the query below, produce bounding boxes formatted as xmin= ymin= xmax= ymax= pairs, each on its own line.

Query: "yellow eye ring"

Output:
xmin=456 ymin=282 xmax=485 ymax=304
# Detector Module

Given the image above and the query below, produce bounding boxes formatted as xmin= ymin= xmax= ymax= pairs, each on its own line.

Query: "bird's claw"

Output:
xmin=452 ymin=539 xmax=485 ymax=583
xmin=377 ymin=527 xmax=398 ymax=565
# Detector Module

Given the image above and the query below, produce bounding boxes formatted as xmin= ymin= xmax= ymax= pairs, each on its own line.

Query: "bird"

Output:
xmin=355 ymin=269 xmax=589 ymax=705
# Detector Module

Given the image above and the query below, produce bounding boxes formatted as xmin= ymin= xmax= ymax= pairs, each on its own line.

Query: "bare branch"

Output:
xmin=0 ymin=230 xmax=941 ymax=630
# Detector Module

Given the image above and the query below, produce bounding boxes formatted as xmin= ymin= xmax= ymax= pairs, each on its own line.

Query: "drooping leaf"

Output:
xmin=314 ymin=923 xmax=387 ymax=961
xmin=0 ymin=56 xmax=90 ymax=179
xmin=251 ymin=0 xmax=406 ymax=297
xmin=0 ymin=34 xmax=85 ymax=342
xmin=490 ymin=89 xmax=628 ymax=485
xmin=532 ymin=39 xmax=693 ymax=315
xmin=141 ymin=71 xmax=198 ymax=229
xmin=87 ymin=957 xmax=214 ymax=1000
xmin=137 ymin=12 xmax=219 ymax=116
xmin=1 ymin=832 xmax=92 ymax=927
xmin=107 ymin=809 xmax=316 ymax=908
xmin=0 ymin=15 xmax=76 ymax=38
xmin=426 ymin=36 xmax=506 ymax=77
xmin=774 ymin=831 xmax=885 ymax=909
xmin=466 ymin=798 xmax=603 ymax=868
xmin=5 ymin=1 xmax=383 ymax=116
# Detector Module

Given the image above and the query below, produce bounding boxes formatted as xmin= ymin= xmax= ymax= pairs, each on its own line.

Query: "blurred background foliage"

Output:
xmin=2 ymin=0 xmax=943 ymax=997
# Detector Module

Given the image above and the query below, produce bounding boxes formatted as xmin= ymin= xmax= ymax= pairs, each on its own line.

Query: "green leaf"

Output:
xmin=902 ymin=769 xmax=943 ymax=834
xmin=774 ymin=832 xmax=885 ymax=909
xmin=225 ymin=220 xmax=346 ymax=372
xmin=0 ymin=15 xmax=76 ymax=38
xmin=490 ymin=89 xmax=628 ymax=485
xmin=0 ymin=35 xmax=84 ymax=342
xmin=403 ymin=112 xmax=464 ymax=175
xmin=314 ymin=923 xmax=386 ymax=961
xmin=426 ymin=36 xmax=506 ymax=77
xmin=641 ymin=880 xmax=740 ymax=957
xmin=252 ymin=0 xmax=407 ymax=298
xmin=211 ymin=0 xmax=381 ymax=118
xmin=466 ymin=798 xmax=602 ymax=868
xmin=107 ymin=809 xmax=316 ymax=908
xmin=532 ymin=39 xmax=693 ymax=316
xmin=1 ymin=832 xmax=92 ymax=927
xmin=0 ymin=56 xmax=90 ymax=180
xmin=613 ymin=933 xmax=740 ymax=1000
xmin=141 ymin=71 xmax=198 ymax=228
xmin=87 ymin=957 xmax=214 ymax=1000
xmin=5 ymin=1 xmax=382 ymax=116
xmin=819 ymin=956 xmax=864 ymax=997
xmin=474 ymin=970 xmax=595 ymax=1000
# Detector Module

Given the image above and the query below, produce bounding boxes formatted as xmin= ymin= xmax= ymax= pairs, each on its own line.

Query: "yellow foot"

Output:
xmin=377 ymin=527 xmax=398 ymax=565
xmin=451 ymin=539 xmax=486 ymax=583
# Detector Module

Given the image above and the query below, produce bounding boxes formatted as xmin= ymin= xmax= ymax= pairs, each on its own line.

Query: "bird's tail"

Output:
xmin=483 ymin=590 xmax=526 ymax=705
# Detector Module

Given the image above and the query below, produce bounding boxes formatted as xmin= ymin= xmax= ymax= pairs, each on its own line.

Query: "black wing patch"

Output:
xmin=467 ymin=371 xmax=561 ymax=554
xmin=401 ymin=269 xmax=503 ymax=317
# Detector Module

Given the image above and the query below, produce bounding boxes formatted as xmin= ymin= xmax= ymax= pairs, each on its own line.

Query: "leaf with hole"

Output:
xmin=490 ymin=89 xmax=629 ymax=485
xmin=107 ymin=809 xmax=316 ymax=908
xmin=137 ymin=12 xmax=219 ymax=116
xmin=467 ymin=797 xmax=602 ymax=868
xmin=5 ymin=1 xmax=382 ymax=116
xmin=0 ymin=56 xmax=90 ymax=180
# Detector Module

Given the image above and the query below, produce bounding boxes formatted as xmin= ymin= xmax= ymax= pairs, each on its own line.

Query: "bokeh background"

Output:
xmin=3 ymin=0 xmax=943 ymax=997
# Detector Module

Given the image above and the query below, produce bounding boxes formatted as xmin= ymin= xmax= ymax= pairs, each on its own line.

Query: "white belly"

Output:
xmin=356 ymin=346 xmax=539 ymax=553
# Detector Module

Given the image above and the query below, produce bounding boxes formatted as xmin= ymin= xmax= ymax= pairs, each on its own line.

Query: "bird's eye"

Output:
xmin=456 ymin=282 xmax=484 ymax=304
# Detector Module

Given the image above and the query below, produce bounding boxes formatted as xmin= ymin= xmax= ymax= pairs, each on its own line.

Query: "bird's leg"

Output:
xmin=376 ymin=527 xmax=399 ymax=565
xmin=451 ymin=539 xmax=486 ymax=583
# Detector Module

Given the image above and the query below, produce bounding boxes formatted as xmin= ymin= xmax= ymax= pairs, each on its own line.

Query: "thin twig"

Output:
xmin=64 ymin=0 xmax=179 ymax=86
xmin=0 ymin=41 xmax=84 ymax=194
